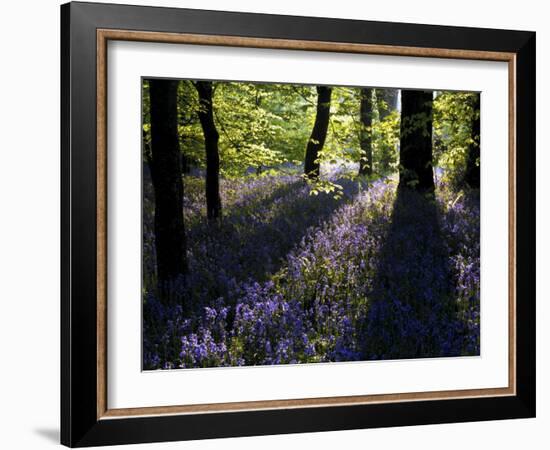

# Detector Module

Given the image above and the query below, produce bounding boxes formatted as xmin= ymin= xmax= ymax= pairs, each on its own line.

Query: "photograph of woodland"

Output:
xmin=142 ymin=78 xmax=481 ymax=370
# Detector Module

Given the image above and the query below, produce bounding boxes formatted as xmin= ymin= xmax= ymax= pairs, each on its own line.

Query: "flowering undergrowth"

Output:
xmin=143 ymin=171 xmax=480 ymax=369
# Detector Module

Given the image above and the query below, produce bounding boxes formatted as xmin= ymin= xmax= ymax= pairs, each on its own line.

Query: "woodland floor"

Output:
xmin=142 ymin=170 xmax=480 ymax=369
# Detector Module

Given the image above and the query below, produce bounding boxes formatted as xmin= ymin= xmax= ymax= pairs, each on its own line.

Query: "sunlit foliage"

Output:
xmin=433 ymin=91 xmax=478 ymax=184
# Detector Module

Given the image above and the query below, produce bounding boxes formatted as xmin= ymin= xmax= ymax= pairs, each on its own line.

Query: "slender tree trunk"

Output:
xmin=375 ymin=88 xmax=399 ymax=174
xmin=181 ymin=153 xmax=190 ymax=174
xmin=359 ymin=88 xmax=374 ymax=176
xmin=148 ymin=79 xmax=187 ymax=293
xmin=304 ymin=86 xmax=332 ymax=179
xmin=465 ymin=93 xmax=481 ymax=189
xmin=194 ymin=81 xmax=222 ymax=220
xmin=376 ymin=88 xmax=398 ymax=121
xmin=399 ymin=90 xmax=435 ymax=192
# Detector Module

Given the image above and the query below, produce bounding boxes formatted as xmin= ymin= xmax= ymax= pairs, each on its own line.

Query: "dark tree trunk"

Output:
xmin=194 ymin=81 xmax=222 ymax=220
xmin=181 ymin=153 xmax=190 ymax=174
xmin=304 ymin=86 xmax=332 ymax=179
xmin=398 ymin=90 xmax=435 ymax=192
xmin=148 ymin=79 xmax=187 ymax=293
xmin=359 ymin=88 xmax=374 ymax=176
xmin=376 ymin=88 xmax=398 ymax=121
xmin=465 ymin=93 xmax=481 ymax=189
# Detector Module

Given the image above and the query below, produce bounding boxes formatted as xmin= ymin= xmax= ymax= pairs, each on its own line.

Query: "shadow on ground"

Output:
xmin=362 ymin=186 xmax=462 ymax=359
xmin=179 ymin=178 xmax=361 ymax=312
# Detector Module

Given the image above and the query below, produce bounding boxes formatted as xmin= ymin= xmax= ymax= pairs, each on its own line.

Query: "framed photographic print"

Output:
xmin=61 ymin=1 xmax=536 ymax=447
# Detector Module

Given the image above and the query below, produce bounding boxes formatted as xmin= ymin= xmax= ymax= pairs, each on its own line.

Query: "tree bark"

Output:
xmin=465 ymin=93 xmax=481 ymax=189
xmin=398 ymin=90 xmax=435 ymax=192
xmin=359 ymin=88 xmax=374 ymax=176
xmin=194 ymin=81 xmax=222 ymax=220
xmin=181 ymin=153 xmax=190 ymax=175
xmin=376 ymin=88 xmax=398 ymax=121
xmin=304 ymin=86 xmax=332 ymax=179
xmin=148 ymin=79 xmax=187 ymax=292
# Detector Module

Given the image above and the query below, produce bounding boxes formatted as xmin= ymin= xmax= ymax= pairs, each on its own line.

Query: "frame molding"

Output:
xmin=62 ymin=2 xmax=535 ymax=447
xmin=96 ymin=27 xmax=517 ymax=419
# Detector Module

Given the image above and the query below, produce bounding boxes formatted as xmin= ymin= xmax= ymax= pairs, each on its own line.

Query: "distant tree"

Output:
xmin=399 ymin=90 xmax=434 ymax=192
xmin=148 ymin=79 xmax=187 ymax=292
xmin=304 ymin=86 xmax=332 ymax=179
xmin=358 ymin=88 xmax=374 ymax=175
xmin=176 ymin=81 xmax=200 ymax=174
xmin=194 ymin=81 xmax=222 ymax=220
xmin=374 ymin=88 xmax=400 ymax=175
xmin=464 ymin=93 xmax=481 ymax=189
xmin=376 ymin=88 xmax=398 ymax=121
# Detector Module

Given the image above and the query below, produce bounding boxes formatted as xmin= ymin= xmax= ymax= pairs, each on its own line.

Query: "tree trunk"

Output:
xmin=398 ymin=90 xmax=435 ymax=192
xmin=304 ymin=86 xmax=332 ymax=179
xmin=376 ymin=88 xmax=398 ymax=121
xmin=148 ymin=79 xmax=187 ymax=292
xmin=359 ymin=88 xmax=374 ymax=176
xmin=181 ymin=153 xmax=190 ymax=175
xmin=465 ymin=93 xmax=481 ymax=189
xmin=194 ymin=81 xmax=222 ymax=220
